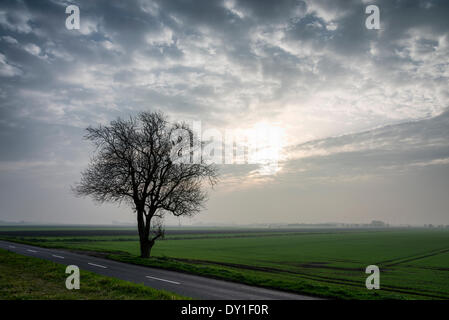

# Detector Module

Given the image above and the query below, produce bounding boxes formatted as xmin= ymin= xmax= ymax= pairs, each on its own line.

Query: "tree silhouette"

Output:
xmin=74 ymin=111 xmax=218 ymax=258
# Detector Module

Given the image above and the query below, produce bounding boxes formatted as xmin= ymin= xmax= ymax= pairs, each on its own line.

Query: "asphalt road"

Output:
xmin=0 ymin=240 xmax=319 ymax=300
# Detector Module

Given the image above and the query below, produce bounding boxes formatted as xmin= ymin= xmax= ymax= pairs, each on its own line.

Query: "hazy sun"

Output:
xmin=245 ymin=122 xmax=285 ymax=175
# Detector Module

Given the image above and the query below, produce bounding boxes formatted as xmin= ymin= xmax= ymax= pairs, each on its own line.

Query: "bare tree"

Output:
xmin=73 ymin=111 xmax=218 ymax=258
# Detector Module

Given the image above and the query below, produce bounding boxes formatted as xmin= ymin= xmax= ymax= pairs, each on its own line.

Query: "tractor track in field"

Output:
xmin=164 ymin=257 xmax=449 ymax=299
xmin=377 ymin=247 xmax=449 ymax=267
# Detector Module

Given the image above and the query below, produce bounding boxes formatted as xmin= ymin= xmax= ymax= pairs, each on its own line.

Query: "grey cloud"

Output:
xmin=0 ymin=0 xmax=448 ymax=224
xmin=286 ymin=109 xmax=449 ymax=179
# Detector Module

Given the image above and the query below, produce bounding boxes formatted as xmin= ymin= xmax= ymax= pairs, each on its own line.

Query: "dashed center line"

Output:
xmin=88 ymin=262 xmax=107 ymax=269
xmin=6 ymin=244 xmax=179 ymax=286
xmin=146 ymin=275 xmax=180 ymax=285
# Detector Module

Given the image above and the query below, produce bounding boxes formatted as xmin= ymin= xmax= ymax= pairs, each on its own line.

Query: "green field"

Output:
xmin=1 ymin=227 xmax=449 ymax=299
xmin=0 ymin=248 xmax=183 ymax=300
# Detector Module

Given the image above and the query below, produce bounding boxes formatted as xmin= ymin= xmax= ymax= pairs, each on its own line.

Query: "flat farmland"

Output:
xmin=1 ymin=227 xmax=448 ymax=299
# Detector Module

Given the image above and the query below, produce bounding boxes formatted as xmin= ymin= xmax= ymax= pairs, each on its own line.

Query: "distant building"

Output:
xmin=369 ymin=220 xmax=388 ymax=227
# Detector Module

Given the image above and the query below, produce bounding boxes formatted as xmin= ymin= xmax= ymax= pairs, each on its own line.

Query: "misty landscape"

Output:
xmin=0 ymin=0 xmax=449 ymax=306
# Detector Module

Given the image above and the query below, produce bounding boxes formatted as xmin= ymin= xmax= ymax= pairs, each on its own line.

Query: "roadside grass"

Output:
xmin=0 ymin=248 xmax=185 ymax=300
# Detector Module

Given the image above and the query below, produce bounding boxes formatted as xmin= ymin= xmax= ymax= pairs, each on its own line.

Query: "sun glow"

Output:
xmin=245 ymin=121 xmax=285 ymax=175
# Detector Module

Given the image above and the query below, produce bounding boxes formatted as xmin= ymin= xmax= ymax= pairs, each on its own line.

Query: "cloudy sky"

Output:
xmin=0 ymin=0 xmax=448 ymax=225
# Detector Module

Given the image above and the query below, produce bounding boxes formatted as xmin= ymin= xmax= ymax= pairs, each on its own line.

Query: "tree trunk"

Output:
xmin=137 ymin=207 xmax=157 ymax=258
xmin=139 ymin=238 xmax=154 ymax=258
xmin=137 ymin=208 xmax=151 ymax=258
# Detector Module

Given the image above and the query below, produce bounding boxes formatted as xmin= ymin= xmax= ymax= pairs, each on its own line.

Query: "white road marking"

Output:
xmin=88 ymin=262 xmax=107 ymax=269
xmin=52 ymin=254 xmax=64 ymax=259
xmin=27 ymin=249 xmax=37 ymax=253
xmin=146 ymin=275 xmax=180 ymax=285
xmin=8 ymin=245 xmax=16 ymax=248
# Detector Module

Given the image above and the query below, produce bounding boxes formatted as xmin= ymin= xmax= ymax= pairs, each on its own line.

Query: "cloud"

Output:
xmin=23 ymin=43 xmax=42 ymax=56
xmin=0 ymin=0 xmax=448 ymax=224
xmin=0 ymin=7 xmax=33 ymax=33
xmin=1 ymin=0 xmax=448 ymax=131
xmin=1 ymin=35 xmax=18 ymax=44
xmin=283 ymin=108 xmax=449 ymax=181
xmin=0 ymin=52 xmax=21 ymax=76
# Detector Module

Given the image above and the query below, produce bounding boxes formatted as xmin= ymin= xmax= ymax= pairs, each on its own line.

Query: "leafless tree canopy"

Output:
xmin=73 ymin=111 xmax=218 ymax=257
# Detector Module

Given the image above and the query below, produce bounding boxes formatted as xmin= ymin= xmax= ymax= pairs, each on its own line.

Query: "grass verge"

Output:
xmin=0 ymin=248 xmax=185 ymax=300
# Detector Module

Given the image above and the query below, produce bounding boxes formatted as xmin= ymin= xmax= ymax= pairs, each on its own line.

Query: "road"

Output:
xmin=0 ymin=240 xmax=319 ymax=300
